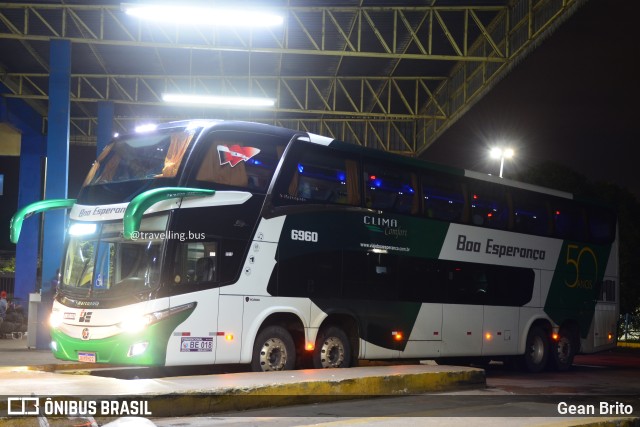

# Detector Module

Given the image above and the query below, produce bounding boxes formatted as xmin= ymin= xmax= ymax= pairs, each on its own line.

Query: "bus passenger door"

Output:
xmin=164 ymin=241 xmax=220 ymax=365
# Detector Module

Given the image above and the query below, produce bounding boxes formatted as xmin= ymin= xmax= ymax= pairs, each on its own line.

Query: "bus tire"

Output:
xmin=251 ymin=326 xmax=296 ymax=372
xmin=313 ymin=326 xmax=351 ymax=369
xmin=521 ymin=325 xmax=549 ymax=373
xmin=549 ymin=327 xmax=577 ymax=372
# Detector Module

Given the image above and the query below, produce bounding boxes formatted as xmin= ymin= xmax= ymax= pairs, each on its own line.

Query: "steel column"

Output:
xmin=39 ymin=39 xmax=71 ymax=349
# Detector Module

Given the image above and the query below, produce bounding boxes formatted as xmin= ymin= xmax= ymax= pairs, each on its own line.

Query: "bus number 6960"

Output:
xmin=291 ymin=229 xmax=318 ymax=242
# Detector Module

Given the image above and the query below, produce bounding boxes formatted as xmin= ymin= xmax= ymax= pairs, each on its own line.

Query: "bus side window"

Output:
xmin=588 ymin=206 xmax=616 ymax=244
xmin=195 ymin=141 xmax=249 ymax=188
xmin=422 ymin=174 xmax=467 ymax=222
xmin=275 ymin=143 xmax=361 ymax=206
xmin=512 ymin=190 xmax=551 ymax=236
xmin=194 ymin=257 xmax=215 ymax=282
xmin=172 ymin=242 xmax=218 ymax=285
xmin=468 ymin=181 xmax=509 ymax=230
xmin=189 ymin=132 xmax=286 ymax=193
xmin=363 ymin=163 xmax=418 ymax=214
xmin=551 ymin=200 xmax=587 ymax=241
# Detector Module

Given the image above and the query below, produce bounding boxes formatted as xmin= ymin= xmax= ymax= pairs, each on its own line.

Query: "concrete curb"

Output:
xmin=145 ymin=367 xmax=486 ymax=416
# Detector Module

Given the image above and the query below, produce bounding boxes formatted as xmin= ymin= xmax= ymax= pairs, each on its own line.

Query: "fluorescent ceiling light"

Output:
xmin=162 ymin=93 xmax=275 ymax=108
xmin=122 ymin=4 xmax=283 ymax=27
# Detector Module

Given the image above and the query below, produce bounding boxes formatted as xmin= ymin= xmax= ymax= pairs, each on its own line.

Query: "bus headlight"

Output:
xmin=118 ymin=302 xmax=196 ymax=333
xmin=49 ymin=311 xmax=64 ymax=328
xmin=119 ymin=315 xmax=153 ymax=333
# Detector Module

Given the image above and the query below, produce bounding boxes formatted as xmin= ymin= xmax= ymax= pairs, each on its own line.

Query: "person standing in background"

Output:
xmin=0 ymin=290 xmax=7 ymax=321
xmin=0 ymin=291 xmax=9 ymax=332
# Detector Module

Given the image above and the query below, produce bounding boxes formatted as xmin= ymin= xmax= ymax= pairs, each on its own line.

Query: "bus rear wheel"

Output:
xmin=313 ymin=326 xmax=351 ymax=369
xmin=550 ymin=327 xmax=577 ymax=371
xmin=251 ymin=326 xmax=296 ymax=372
xmin=521 ymin=325 xmax=549 ymax=373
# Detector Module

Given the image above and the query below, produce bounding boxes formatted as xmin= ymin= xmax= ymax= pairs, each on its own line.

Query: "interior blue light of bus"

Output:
xmin=297 ymin=163 xmax=347 ymax=184
xmin=368 ymin=174 xmax=414 ymax=195
xmin=247 ymin=158 xmax=263 ymax=167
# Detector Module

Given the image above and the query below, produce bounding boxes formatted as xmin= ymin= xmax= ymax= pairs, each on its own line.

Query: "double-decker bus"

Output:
xmin=11 ymin=119 xmax=619 ymax=373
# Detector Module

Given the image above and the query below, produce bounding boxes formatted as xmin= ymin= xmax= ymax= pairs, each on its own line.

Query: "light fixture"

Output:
xmin=489 ymin=147 xmax=515 ymax=178
xmin=122 ymin=4 xmax=284 ymax=27
xmin=162 ymin=93 xmax=275 ymax=108
xmin=135 ymin=123 xmax=158 ymax=133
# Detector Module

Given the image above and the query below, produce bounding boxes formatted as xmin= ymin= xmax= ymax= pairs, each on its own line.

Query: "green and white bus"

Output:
xmin=11 ymin=119 xmax=619 ymax=373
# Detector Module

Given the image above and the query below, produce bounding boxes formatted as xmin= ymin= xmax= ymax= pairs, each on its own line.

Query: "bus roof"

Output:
xmin=148 ymin=119 xmax=574 ymax=200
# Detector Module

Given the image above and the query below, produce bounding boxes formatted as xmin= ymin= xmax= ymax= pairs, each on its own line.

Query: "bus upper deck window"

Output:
xmin=277 ymin=143 xmax=360 ymax=206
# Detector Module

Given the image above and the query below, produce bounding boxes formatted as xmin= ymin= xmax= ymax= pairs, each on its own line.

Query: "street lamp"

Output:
xmin=490 ymin=147 xmax=514 ymax=178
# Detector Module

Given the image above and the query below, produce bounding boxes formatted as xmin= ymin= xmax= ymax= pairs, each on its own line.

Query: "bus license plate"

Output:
xmin=180 ymin=337 xmax=213 ymax=352
xmin=78 ymin=352 xmax=96 ymax=363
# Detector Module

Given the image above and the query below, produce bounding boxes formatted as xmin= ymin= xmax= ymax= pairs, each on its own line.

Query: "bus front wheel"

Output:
xmin=313 ymin=326 xmax=351 ymax=369
xmin=521 ymin=325 xmax=549 ymax=373
xmin=251 ymin=326 xmax=296 ymax=372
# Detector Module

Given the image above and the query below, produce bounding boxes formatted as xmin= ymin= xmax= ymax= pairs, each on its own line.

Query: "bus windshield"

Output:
xmin=61 ymin=223 xmax=165 ymax=297
xmin=83 ymin=127 xmax=197 ymax=186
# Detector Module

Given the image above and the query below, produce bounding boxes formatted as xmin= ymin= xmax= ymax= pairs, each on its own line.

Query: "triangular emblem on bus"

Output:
xmin=217 ymin=144 xmax=261 ymax=167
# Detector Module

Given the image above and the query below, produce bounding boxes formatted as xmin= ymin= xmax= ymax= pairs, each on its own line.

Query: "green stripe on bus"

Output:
xmin=123 ymin=187 xmax=215 ymax=239
xmin=10 ymin=198 xmax=76 ymax=243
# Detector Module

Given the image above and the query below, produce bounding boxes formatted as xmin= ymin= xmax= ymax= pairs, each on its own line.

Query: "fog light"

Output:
xmin=128 ymin=341 xmax=149 ymax=357
xmin=50 ymin=341 xmax=58 ymax=352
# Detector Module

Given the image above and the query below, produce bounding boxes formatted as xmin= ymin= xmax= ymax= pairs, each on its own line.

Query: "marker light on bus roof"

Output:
xmin=69 ymin=223 xmax=97 ymax=236
xmin=135 ymin=124 xmax=158 ymax=133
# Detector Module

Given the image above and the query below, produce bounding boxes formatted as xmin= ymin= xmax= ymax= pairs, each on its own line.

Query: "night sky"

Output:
xmin=422 ymin=0 xmax=639 ymax=198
